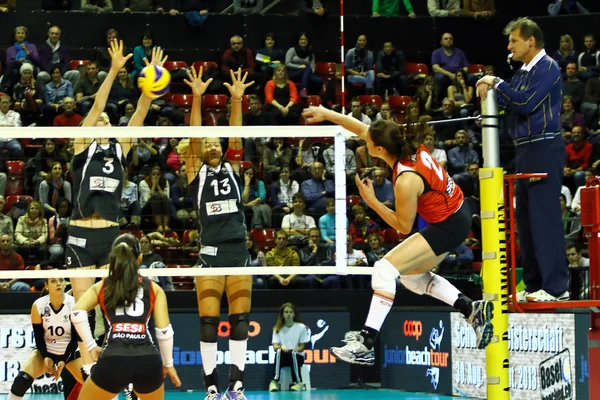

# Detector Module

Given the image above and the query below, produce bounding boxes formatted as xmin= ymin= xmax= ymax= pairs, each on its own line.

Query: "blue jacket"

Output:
xmin=496 ymin=51 xmax=562 ymax=142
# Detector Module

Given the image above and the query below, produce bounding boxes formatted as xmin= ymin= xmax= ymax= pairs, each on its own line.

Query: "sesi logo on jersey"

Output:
xmin=112 ymin=322 xmax=146 ymax=334
xmin=89 ymin=176 xmax=120 ymax=193
xmin=206 ymin=199 xmax=238 ymax=216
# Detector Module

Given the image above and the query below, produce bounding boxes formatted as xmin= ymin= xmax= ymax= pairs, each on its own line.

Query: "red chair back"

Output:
xmin=192 ymin=61 xmax=218 ymax=74
xmin=4 ymin=195 xmax=33 ymax=214
xmin=468 ymin=64 xmax=485 ymax=74
xmin=202 ymin=94 xmax=229 ymax=112
xmin=307 ymin=95 xmax=321 ymax=107
xmin=170 ymin=94 xmax=194 ymax=110
xmin=6 ymin=160 xmax=25 ymax=177
xmin=358 ymin=95 xmax=383 ymax=109
xmin=163 ymin=61 xmax=188 ymax=71
xmin=315 ymin=62 xmax=337 ymax=80
xmin=405 ymin=63 xmax=429 ymax=75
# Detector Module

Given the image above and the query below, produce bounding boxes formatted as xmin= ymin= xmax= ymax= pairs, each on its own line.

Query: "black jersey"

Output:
xmin=190 ymin=162 xmax=247 ymax=245
xmin=71 ymin=140 xmax=126 ymax=222
xmin=98 ymin=277 xmax=159 ymax=357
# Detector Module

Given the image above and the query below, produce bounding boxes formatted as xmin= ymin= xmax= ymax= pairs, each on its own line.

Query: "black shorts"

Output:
xmin=420 ymin=202 xmax=472 ymax=256
xmin=91 ymin=354 xmax=163 ymax=394
xmin=65 ymin=225 xmax=120 ymax=268
xmin=196 ymin=239 xmax=250 ymax=268
xmin=36 ymin=350 xmax=77 ymax=365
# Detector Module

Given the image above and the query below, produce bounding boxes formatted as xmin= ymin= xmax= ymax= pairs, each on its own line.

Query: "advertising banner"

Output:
xmin=451 ymin=312 xmax=577 ymax=400
xmin=1 ymin=311 xmax=350 ymax=394
xmin=380 ymin=311 xmax=452 ymax=394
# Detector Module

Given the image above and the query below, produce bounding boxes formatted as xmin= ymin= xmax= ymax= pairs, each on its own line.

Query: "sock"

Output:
xmin=363 ymin=293 xmax=394 ymax=348
xmin=454 ymin=294 xmax=474 ymax=318
xmin=424 ymin=273 xmax=463 ymax=308
xmin=360 ymin=326 xmax=379 ymax=350
xmin=229 ymin=339 xmax=247 ymax=372
xmin=8 ymin=392 xmax=23 ymax=400
xmin=200 ymin=341 xmax=218 ymax=376
xmin=82 ymin=363 xmax=94 ymax=376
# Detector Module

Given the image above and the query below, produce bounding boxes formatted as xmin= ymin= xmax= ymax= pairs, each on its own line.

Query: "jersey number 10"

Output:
xmin=115 ymin=288 xmax=145 ymax=317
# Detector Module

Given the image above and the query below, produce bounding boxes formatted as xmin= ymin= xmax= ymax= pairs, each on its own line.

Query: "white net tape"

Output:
xmin=0 ymin=126 xmax=374 ymax=281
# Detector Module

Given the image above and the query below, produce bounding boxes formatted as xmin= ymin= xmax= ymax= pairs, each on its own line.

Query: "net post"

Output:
xmin=479 ymin=88 xmax=510 ymax=399
xmin=334 ymin=127 xmax=348 ymax=275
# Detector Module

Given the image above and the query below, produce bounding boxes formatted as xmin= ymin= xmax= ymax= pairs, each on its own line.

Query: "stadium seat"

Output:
xmin=251 ymin=228 xmax=276 ymax=252
xmin=6 ymin=160 xmax=25 ymax=177
xmin=387 ymin=95 xmax=412 ymax=114
xmin=358 ymin=95 xmax=383 ymax=109
xmin=347 ymin=195 xmax=362 ymax=208
xmin=405 ymin=63 xmax=429 ymax=76
xmin=315 ymin=62 xmax=337 ymax=81
xmin=307 ymin=95 xmax=321 ymax=107
xmin=382 ymin=229 xmax=406 ymax=245
xmin=240 ymin=160 xmax=253 ymax=172
xmin=170 ymin=94 xmax=194 ymax=109
xmin=69 ymin=60 xmax=89 ymax=70
xmin=202 ymin=94 xmax=228 ymax=113
xmin=163 ymin=61 xmax=188 ymax=71
xmin=163 ymin=230 xmax=179 ymax=241
xmin=468 ymin=64 xmax=485 ymax=75
xmin=4 ymin=195 xmax=33 ymax=214
xmin=202 ymin=111 xmax=223 ymax=126
xmin=192 ymin=61 xmax=218 ymax=74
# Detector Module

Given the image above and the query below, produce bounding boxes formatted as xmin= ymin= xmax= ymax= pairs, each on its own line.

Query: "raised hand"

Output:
xmin=355 ymin=174 xmax=377 ymax=205
xmin=223 ymin=68 xmax=254 ymax=99
xmin=143 ymin=46 xmax=168 ymax=68
xmin=302 ymin=105 xmax=331 ymax=124
xmin=108 ymin=39 xmax=133 ymax=71
xmin=184 ymin=66 xmax=213 ymax=97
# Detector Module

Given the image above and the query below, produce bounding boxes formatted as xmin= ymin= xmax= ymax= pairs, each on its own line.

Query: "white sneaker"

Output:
xmin=515 ymin=290 xmax=529 ymax=302
xmin=526 ymin=289 xmax=569 ymax=302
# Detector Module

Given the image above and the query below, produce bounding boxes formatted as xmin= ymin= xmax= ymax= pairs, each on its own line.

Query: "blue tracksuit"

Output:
xmin=496 ymin=49 xmax=568 ymax=297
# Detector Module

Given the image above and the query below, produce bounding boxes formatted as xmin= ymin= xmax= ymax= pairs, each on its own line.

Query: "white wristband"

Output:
xmin=71 ymin=310 xmax=98 ymax=352
xmin=156 ymin=324 xmax=175 ymax=368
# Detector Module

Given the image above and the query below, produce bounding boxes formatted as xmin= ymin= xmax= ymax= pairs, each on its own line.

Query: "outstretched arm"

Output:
xmin=303 ymin=105 xmax=370 ymax=141
xmin=224 ymin=68 xmax=254 ymax=174
xmin=184 ymin=66 xmax=213 ymax=184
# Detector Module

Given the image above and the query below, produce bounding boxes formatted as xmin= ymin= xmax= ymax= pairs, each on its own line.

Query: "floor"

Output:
xmin=1 ymin=390 xmax=472 ymax=399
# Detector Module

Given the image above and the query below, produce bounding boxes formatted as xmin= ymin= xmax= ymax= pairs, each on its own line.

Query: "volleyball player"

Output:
xmin=180 ymin=67 xmax=253 ymax=399
xmin=71 ymin=233 xmax=181 ymax=399
xmin=8 ymin=277 xmax=83 ymax=400
xmin=303 ymin=106 xmax=494 ymax=365
xmin=67 ymin=39 xmax=166 ymax=379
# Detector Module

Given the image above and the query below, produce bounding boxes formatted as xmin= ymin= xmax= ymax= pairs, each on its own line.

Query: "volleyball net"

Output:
xmin=0 ymin=125 xmax=380 ymax=281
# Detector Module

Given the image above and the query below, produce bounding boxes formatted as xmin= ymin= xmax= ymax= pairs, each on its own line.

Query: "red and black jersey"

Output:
xmin=98 ymin=277 xmax=159 ymax=357
xmin=392 ymin=145 xmax=464 ymax=224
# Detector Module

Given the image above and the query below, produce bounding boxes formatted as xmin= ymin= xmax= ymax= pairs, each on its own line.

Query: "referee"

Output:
xmin=476 ymin=17 xmax=569 ymax=302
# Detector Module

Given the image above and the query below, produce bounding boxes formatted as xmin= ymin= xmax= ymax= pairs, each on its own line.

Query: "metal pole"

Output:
xmin=339 ymin=0 xmax=345 ymax=112
xmin=479 ymin=88 xmax=510 ymax=399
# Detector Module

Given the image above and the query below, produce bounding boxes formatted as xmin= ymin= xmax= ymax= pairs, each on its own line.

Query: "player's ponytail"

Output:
xmin=104 ymin=234 xmax=142 ymax=310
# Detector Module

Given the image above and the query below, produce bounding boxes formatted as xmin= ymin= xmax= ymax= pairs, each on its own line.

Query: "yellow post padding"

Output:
xmin=479 ymin=167 xmax=510 ymax=399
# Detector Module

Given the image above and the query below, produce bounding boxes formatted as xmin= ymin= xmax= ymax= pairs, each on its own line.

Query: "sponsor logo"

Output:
xmin=217 ymin=321 xmax=261 ymax=338
xmin=540 ymin=349 xmax=573 ymax=400
xmin=112 ymin=322 xmax=146 ymax=334
xmin=403 ymin=320 xmax=423 ymax=340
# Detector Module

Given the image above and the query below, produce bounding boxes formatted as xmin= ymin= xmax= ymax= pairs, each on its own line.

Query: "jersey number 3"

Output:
xmin=103 ymin=158 xmax=115 ymax=174
xmin=115 ymin=288 xmax=145 ymax=317
xmin=210 ymin=178 xmax=231 ymax=196
xmin=421 ymin=152 xmax=444 ymax=181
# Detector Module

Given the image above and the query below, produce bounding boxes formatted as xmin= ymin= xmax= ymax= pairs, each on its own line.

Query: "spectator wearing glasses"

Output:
xmin=222 ymin=35 xmax=259 ymax=92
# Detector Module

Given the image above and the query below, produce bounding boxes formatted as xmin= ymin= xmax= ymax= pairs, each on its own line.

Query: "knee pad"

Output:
xmin=372 ymin=259 xmax=399 ymax=294
xmin=400 ymin=272 xmax=434 ymax=295
xmin=200 ymin=316 xmax=220 ymax=343
xmin=229 ymin=313 xmax=249 ymax=341
xmin=11 ymin=371 xmax=34 ymax=396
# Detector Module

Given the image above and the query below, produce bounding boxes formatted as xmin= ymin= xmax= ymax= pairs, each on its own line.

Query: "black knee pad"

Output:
xmin=229 ymin=313 xmax=249 ymax=340
xmin=11 ymin=371 xmax=34 ymax=396
xmin=200 ymin=316 xmax=219 ymax=343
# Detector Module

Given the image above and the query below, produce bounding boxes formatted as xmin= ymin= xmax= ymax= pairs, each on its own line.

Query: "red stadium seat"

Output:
xmin=240 ymin=160 xmax=253 ymax=172
xmin=307 ymin=95 xmax=321 ymax=107
xmin=6 ymin=160 xmax=25 ymax=177
xmin=202 ymin=94 xmax=228 ymax=113
xmin=387 ymin=95 xmax=412 ymax=113
xmin=4 ymin=195 xmax=33 ymax=214
xmin=468 ymin=64 xmax=485 ymax=75
xmin=163 ymin=61 xmax=188 ymax=72
xmin=69 ymin=60 xmax=89 ymax=70
xmin=358 ymin=95 xmax=383 ymax=109
xmin=163 ymin=230 xmax=179 ymax=241
xmin=170 ymin=94 xmax=194 ymax=109
xmin=251 ymin=228 xmax=276 ymax=252
xmin=192 ymin=61 xmax=218 ymax=74
xmin=315 ymin=62 xmax=337 ymax=81
xmin=382 ymin=229 xmax=406 ymax=245
xmin=202 ymin=111 xmax=224 ymax=126
xmin=405 ymin=63 xmax=429 ymax=76
xmin=347 ymin=195 xmax=362 ymax=209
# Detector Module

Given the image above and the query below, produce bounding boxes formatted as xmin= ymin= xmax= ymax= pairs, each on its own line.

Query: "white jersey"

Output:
xmin=34 ymin=294 xmax=76 ymax=356
xmin=272 ymin=322 xmax=310 ymax=350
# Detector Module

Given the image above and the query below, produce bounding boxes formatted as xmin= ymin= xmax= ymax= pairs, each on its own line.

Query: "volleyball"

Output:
xmin=138 ymin=65 xmax=171 ymax=99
